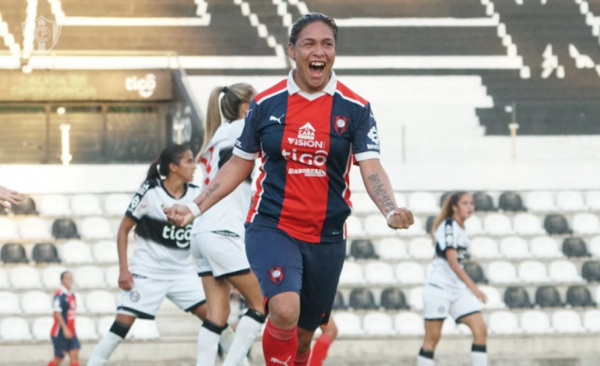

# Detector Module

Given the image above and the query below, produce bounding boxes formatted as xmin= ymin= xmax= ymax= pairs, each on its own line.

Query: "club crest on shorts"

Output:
xmin=130 ymin=291 xmax=141 ymax=303
xmin=332 ymin=115 xmax=349 ymax=135
xmin=268 ymin=266 xmax=285 ymax=285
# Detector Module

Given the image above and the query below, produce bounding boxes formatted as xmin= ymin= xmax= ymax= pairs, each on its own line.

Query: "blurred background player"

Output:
xmin=48 ymin=271 xmax=80 ymax=366
xmin=308 ymin=319 xmax=338 ymax=366
xmin=418 ymin=192 xmax=488 ymax=366
xmin=193 ymin=83 xmax=266 ymax=366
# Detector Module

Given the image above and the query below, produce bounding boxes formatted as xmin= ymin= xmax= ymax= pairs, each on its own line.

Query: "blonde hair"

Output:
xmin=431 ymin=191 xmax=470 ymax=237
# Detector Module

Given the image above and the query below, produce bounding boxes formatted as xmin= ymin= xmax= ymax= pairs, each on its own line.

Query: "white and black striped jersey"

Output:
xmin=427 ymin=218 xmax=470 ymax=290
xmin=193 ymin=118 xmax=252 ymax=238
xmin=126 ymin=178 xmax=202 ymax=280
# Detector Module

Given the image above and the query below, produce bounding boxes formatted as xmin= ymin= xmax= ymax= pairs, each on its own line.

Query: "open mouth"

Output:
xmin=309 ymin=61 xmax=325 ymax=78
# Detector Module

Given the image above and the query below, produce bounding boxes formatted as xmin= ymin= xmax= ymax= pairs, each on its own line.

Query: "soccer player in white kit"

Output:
xmin=193 ymin=83 xmax=266 ymax=366
xmin=418 ymin=192 xmax=489 ymax=366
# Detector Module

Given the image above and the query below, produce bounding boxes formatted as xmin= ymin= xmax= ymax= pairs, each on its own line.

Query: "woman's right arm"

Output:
xmin=117 ymin=216 xmax=136 ymax=290
xmin=446 ymin=249 xmax=487 ymax=303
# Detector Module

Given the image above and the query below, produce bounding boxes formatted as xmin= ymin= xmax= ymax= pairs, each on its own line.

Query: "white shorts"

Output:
xmin=422 ymin=283 xmax=481 ymax=323
xmin=191 ymin=231 xmax=251 ymax=280
xmin=117 ymin=272 xmax=206 ymax=320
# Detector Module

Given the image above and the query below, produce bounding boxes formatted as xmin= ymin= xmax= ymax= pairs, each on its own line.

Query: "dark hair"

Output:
xmin=146 ymin=144 xmax=192 ymax=181
xmin=289 ymin=12 xmax=338 ymax=46
xmin=60 ymin=271 xmax=70 ymax=281
xmin=431 ymin=191 xmax=471 ymax=237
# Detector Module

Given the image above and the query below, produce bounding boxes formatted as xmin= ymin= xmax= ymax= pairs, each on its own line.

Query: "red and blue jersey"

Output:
xmin=51 ymin=286 xmax=76 ymax=337
xmin=233 ymin=71 xmax=381 ymax=243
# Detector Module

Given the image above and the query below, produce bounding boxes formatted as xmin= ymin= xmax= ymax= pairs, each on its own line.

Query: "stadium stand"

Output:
xmin=11 ymin=196 xmax=38 ymax=215
xmin=51 ymin=218 xmax=79 ymax=239
xmin=504 ymin=287 xmax=532 ymax=309
xmin=380 ymin=288 xmax=408 ymax=310
xmin=32 ymin=243 xmax=60 ymax=264
xmin=349 ymin=239 xmax=377 ymax=259
xmin=1 ymin=243 xmax=28 ymax=264
xmin=499 ymin=192 xmax=526 ymax=212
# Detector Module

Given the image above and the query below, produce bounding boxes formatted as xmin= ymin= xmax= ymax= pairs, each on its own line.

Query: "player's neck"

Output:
xmin=453 ymin=214 xmax=465 ymax=228
xmin=162 ymin=177 xmax=186 ymax=199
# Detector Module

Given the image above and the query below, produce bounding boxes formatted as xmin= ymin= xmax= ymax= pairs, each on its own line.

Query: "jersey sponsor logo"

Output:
xmin=126 ymin=74 xmax=156 ymax=98
xmin=298 ymin=122 xmax=316 ymax=140
xmin=235 ymin=139 xmax=242 ymax=148
xmin=282 ymin=149 xmax=328 ymax=167
xmin=287 ymin=137 xmax=324 ymax=149
xmin=162 ymin=225 xmax=192 ymax=248
xmin=288 ymin=168 xmax=326 ymax=177
xmin=129 ymin=196 xmax=140 ymax=210
xmin=332 ymin=115 xmax=349 ymax=135
xmin=268 ymin=266 xmax=285 ymax=285
xmin=269 ymin=114 xmax=285 ymax=124
xmin=136 ymin=182 xmax=151 ymax=196
xmin=367 ymin=126 xmax=379 ymax=144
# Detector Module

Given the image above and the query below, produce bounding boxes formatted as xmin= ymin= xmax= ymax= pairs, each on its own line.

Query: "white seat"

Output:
xmin=526 ymin=192 xmax=556 ymax=212
xmin=85 ymin=290 xmax=116 ymax=314
xmin=18 ymin=217 xmax=50 ymax=240
xmin=105 ymin=266 xmax=120 ymax=289
xmin=552 ymin=310 xmax=584 ymax=334
xmin=396 ymin=262 xmax=426 ymax=285
xmin=513 ymin=213 xmax=545 ymax=235
xmin=521 ymin=310 xmax=553 ymax=334
xmin=394 ymin=193 xmax=408 ymax=209
xmin=408 ymin=237 xmax=434 ymax=259
xmin=338 ymin=262 xmax=365 ymax=284
xmin=398 ymin=216 xmax=425 ymax=236
xmin=483 ymin=213 xmax=513 ymax=235
xmin=409 ymin=287 xmax=424 ymax=310
xmin=487 ymin=261 xmax=519 ymax=284
xmin=93 ymin=241 xmax=119 ymax=263
xmin=518 ymin=261 xmax=550 ymax=283
xmin=32 ymin=316 xmax=54 ymax=340
xmin=81 ymin=217 xmax=113 ymax=240
xmin=0 ymin=268 xmax=9 ymax=289
xmin=585 ymin=191 xmax=600 ymax=211
xmin=0 ymin=291 xmax=21 ymax=314
xmin=75 ymin=293 xmax=88 ymax=314
xmin=363 ymin=312 xmax=395 ymax=335
xmin=61 ymin=240 xmax=94 ymax=264
xmin=75 ymin=316 xmax=99 ymax=340
xmin=346 ymin=215 xmax=364 ymax=237
xmin=470 ymin=237 xmax=499 ymax=259
xmin=97 ymin=316 xmax=115 ymax=337
xmin=589 ymin=236 xmax=600 ymax=257
xmin=105 ymin=194 xmax=132 ymax=216
xmin=408 ymin=192 xmax=439 ymax=214
xmin=464 ymin=216 xmax=484 ymax=235
xmin=352 ymin=193 xmax=379 ymax=215
xmin=500 ymin=236 xmax=530 ymax=259
xmin=549 ymin=260 xmax=582 ymax=282
xmin=10 ymin=266 xmax=42 ymax=289
xmin=530 ymin=236 xmax=563 ymax=258
xmin=333 ymin=312 xmax=363 ymax=335
xmin=21 ymin=291 xmax=52 ymax=314
xmin=479 ymin=285 xmax=505 ymax=309
xmin=489 ymin=311 xmax=521 ymax=334
xmin=364 ymin=214 xmax=397 ymax=236
xmin=583 ymin=309 xmax=600 ymax=332
xmin=377 ymin=238 xmax=408 ymax=260
xmin=71 ymin=194 xmax=103 ymax=216
xmin=0 ymin=218 xmax=19 ymax=240
xmin=42 ymin=265 xmax=68 ymax=289
xmin=572 ymin=213 xmax=600 ymax=235
xmin=39 ymin=195 xmax=71 ymax=216
xmin=441 ymin=319 xmax=459 ymax=335
xmin=394 ymin=312 xmax=424 ymax=335
xmin=556 ymin=191 xmax=586 ymax=211
xmin=0 ymin=317 xmax=32 ymax=340
xmin=75 ymin=266 xmax=106 ymax=288
xmin=364 ymin=262 xmax=396 ymax=284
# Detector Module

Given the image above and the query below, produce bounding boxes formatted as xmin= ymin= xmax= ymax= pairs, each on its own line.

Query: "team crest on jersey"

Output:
xmin=130 ymin=291 xmax=141 ymax=303
xmin=332 ymin=115 xmax=349 ymax=135
xmin=268 ymin=266 xmax=285 ymax=285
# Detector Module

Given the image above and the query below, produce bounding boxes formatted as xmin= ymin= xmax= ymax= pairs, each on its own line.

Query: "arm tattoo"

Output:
xmin=367 ymin=173 xmax=396 ymax=213
xmin=204 ymin=183 xmax=220 ymax=200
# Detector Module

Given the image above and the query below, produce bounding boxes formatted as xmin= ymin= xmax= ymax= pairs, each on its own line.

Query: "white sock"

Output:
xmin=471 ymin=344 xmax=488 ymax=366
xmin=86 ymin=331 xmax=124 ymax=366
xmin=196 ymin=322 xmax=223 ymax=366
xmin=219 ymin=326 xmax=250 ymax=366
xmin=222 ymin=312 xmax=264 ymax=366
xmin=417 ymin=348 xmax=434 ymax=366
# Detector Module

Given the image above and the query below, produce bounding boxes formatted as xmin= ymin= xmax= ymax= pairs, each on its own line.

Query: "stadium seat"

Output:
xmin=544 ymin=215 xmax=572 ymax=235
xmin=0 ymin=292 xmax=21 ymax=314
xmin=394 ymin=312 xmax=424 ymax=335
xmin=346 ymin=215 xmax=364 ymax=237
xmin=473 ymin=192 xmax=495 ymax=212
xmin=363 ymin=312 xmax=395 ymax=335
xmin=74 ymin=266 xmax=106 ymax=288
xmin=500 ymin=236 xmax=530 ymax=259
xmin=585 ymin=191 xmax=600 ymax=211
xmin=377 ymin=238 xmax=408 ymax=260
xmin=583 ymin=310 xmax=600 ymax=332
xmin=549 ymin=260 xmax=582 ymax=282
xmin=18 ymin=217 xmax=50 ymax=240
xmin=32 ymin=243 xmax=60 ymax=263
xmin=364 ymin=214 xmax=398 ymax=236
xmin=439 ymin=192 xmax=451 ymax=207
xmin=504 ymin=287 xmax=532 ymax=308
xmin=484 ymin=214 xmax=513 ymax=235
xmin=105 ymin=194 xmax=131 ymax=216
xmin=489 ymin=311 xmax=521 ymax=334
xmin=518 ymin=261 xmax=550 ymax=283
xmin=364 ymin=262 xmax=396 ymax=284
xmin=0 ymin=268 xmax=8 ymax=289
xmin=499 ymin=192 xmax=525 ymax=212
xmin=589 ymin=236 xmax=600 ymax=257
xmin=0 ymin=317 xmax=32 ymax=340
xmin=441 ymin=319 xmax=460 ymax=335
xmin=97 ymin=316 xmax=114 ymax=337
xmin=572 ymin=213 xmax=600 ymax=235
xmin=530 ymin=236 xmax=563 ymax=258
xmin=464 ymin=216 xmax=484 ymax=235
xmin=333 ymin=312 xmax=363 ymax=335
xmin=526 ymin=192 xmax=556 ymax=212
xmin=398 ymin=216 xmax=425 ymax=236
xmin=487 ymin=261 xmax=519 ymax=283
xmin=520 ymin=311 xmax=553 ymax=334
xmin=11 ymin=197 xmax=38 ymax=215
xmin=1 ymin=243 xmax=28 ymax=264
xmin=42 ymin=265 xmax=68 ymax=289
xmin=350 ymin=239 xmax=377 ymax=259
xmin=470 ymin=237 xmax=499 ymax=258
xmin=464 ymin=262 xmax=486 ymax=283
xmin=21 ymin=291 xmax=53 ymax=314
xmin=566 ymin=286 xmax=595 ymax=307
xmin=93 ymin=241 xmax=118 ymax=263
xmin=409 ymin=287 xmax=424 ymax=310
xmin=479 ymin=285 xmax=506 ymax=309
xmin=32 ymin=316 xmax=53 ymax=340
xmin=339 ymin=262 xmax=365 ymax=284
xmin=85 ymin=290 xmax=117 ymax=314
xmin=582 ymin=261 xmax=600 ymax=282
xmin=425 ymin=216 xmax=435 ymax=234
xmin=81 ymin=217 xmax=113 ymax=240
xmin=0 ymin=218 xmax=19 ymax=240
xmin=556 ymin=191 xmax=586 ymax=211
xmin=513 ymin=213 xmax=545 ymax=235
xmin=52 ymin=219 xmax=79 ymax=239
xmin=349 ymin=288 xmax=376 ymax=310
xmin=381 ymin=288 xmax=408 ymax=310
xmin=332 ymin=291 xmax=346 ymax=310
xmin=352 ymin=194 xmax=380 ymax=215
xmin=552 ymin=310 xmax=584 ymax=334
xmin=61 ymin=240 xmax=94 ymax=264
xmin=75 ymin=316 xmax=99 ymax=340
xmin=408 ymin=237 xmax=434 ymax=259
xmin=10 ymin=266 xmax=42 ymax=289
xmin=408 ymin=192 xmax=438 ymax=214
xmin=75 ymin=293 xmax=88 ymax=314
xmin=396 ymin=262 xmax=425 ymax=285
xmin=562 ymin=237 xmax=590 ymax=257
xmin=105 ymin=266 xmax=120 ymax=289
xmin=71 ymin=194 xmax=103 ymax=216
xmin=40 ymin=195 xmax=71 ymax=216
xmin=535 ymin=286 xmax=562 ymax=307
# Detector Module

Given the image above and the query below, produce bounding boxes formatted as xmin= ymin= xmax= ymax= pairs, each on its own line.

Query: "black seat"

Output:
xmin=473 ymin=192 xmax=495 ymax=212
xmin=349 ymin=288 xmax=376 ymax=310
xmin=504 ymin=287 xmax=532 ymax=308
xmin=380 ymin=288 xmax=408 ymax=310
xmin=566 ymin=286 xmax=595 ymax=307
xmin=499 ymin=192 xmax=526 ymax=211
xmin=350 ymin=239 xmax=377 ymax=259
xmin=32 ymin=243 xmax=60 ymax=263
xmin=11 ymin=197 xmax=37 ymax=215
xmin=439 ymin=192 xmax=451 ymax=207
xmin=544 ymin=215 xmax=572 ymax=235
xmin=535 ymin=286 xmax=562 ymax=307
xmin=332 ymin=291 xmax=346 ymax=310
xmin=562 ymin=238 xmax=590 ymax=257
xmin=425 ymin=216 xmax=436 ymax=234
xmin=464 ymin=262 xmax=486 ymax=283
xmin=582 ymin=261 xmax=600 ymax=282
xmin=1 ymin=243 xmax=28 ymax=264
xmin=52 ymin=219 xmax=79 ymax=239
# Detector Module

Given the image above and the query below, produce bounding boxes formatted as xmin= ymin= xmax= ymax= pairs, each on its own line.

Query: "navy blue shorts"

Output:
xmin=245 ymin=216 xmax=346 ymax=331
xmin=52 ymin=334 xmax=80 ymax=358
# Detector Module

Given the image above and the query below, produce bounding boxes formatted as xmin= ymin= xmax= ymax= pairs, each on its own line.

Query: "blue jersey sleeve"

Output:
xmin=52 ymin=293 xmax=64 ymax=313
xmin=233 ymin=100 xmax=261 ymax=160
xmin=351 ymin=103 xmax=381 ymax=161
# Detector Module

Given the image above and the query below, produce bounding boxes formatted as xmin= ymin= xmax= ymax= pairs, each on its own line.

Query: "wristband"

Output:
xmin=186 ymin=202 xmax=202 ymax=218
xmin=386 ymin=210 xmax=396 ymax=223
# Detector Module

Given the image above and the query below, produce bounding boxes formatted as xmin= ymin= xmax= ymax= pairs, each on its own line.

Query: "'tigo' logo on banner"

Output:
xmin=24 ymin=16 xmax=61 ymax=55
